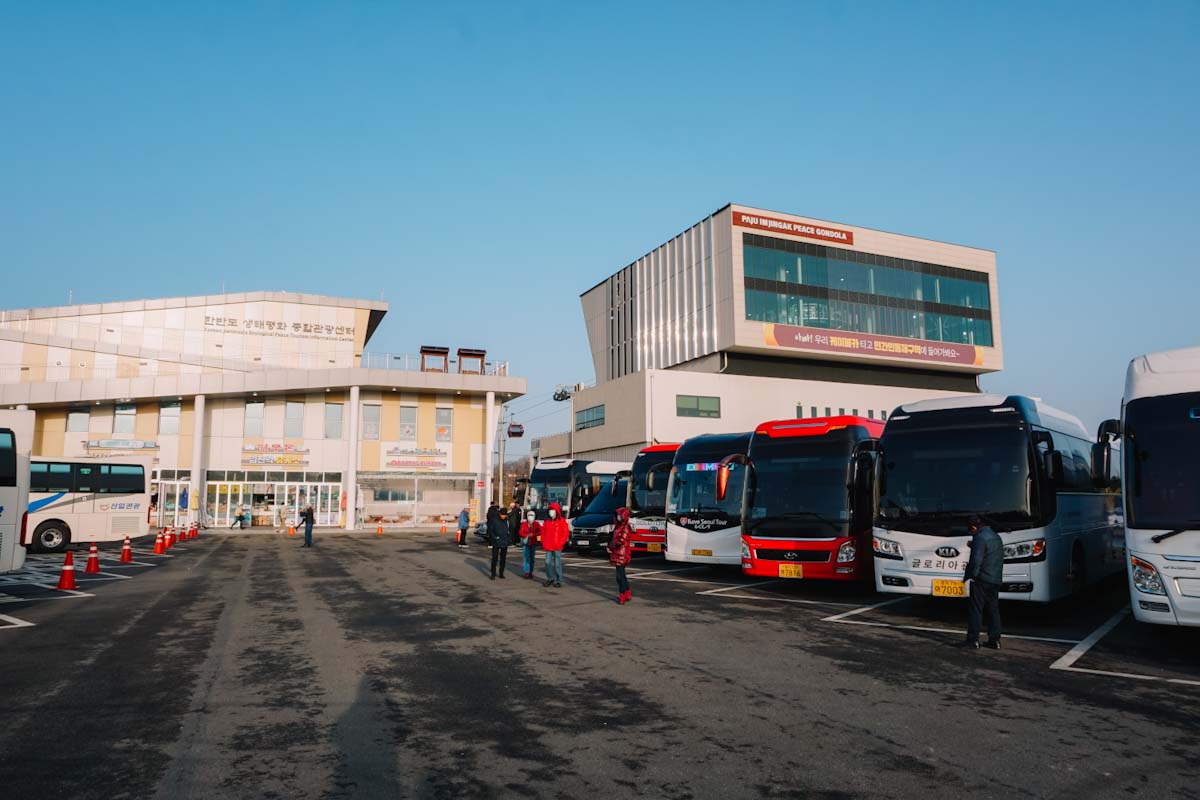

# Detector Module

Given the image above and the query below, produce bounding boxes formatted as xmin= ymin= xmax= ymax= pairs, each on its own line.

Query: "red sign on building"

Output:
xmin=732 ymin=210 xmax=855 ymax=246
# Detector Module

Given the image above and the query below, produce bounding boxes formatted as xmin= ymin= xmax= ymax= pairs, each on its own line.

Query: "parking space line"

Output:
xmin=0 ymin=589 xmax=94 ymax=603
xmin=832 ymin=618 xmax=1081 ymax=645
xmin=697 ymin=580 xmax=783 ymax=596
xmin=631 ymin=566 xmax=710 ymax=578
xmin=1049 ymin=607 xmax=1129 ymax=671
xmin=702 ymin=591 xmax=863 ymax=608
xmin=1053 ymin=664 xmax=1200 ymax=687
xmin=0 ymin=613 xmax=35 ymax=630
xmin=821 ymin=596 xmax=909 ymax=622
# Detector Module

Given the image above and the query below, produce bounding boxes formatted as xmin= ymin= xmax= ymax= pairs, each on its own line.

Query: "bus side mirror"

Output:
xmin=1097 ymin=419 xmax=1121 ymax=440
xmin=852 ymin=452 xmax=875 ymax=527
xmin=1091 ymin=442 xmax=1111 ymax=488
xmin=646 ymin=463 xmax=670 ymax=492
xmin=1044 ymin=450 xmax=1063 ymax=485
xmin=715 ymin=454 xmax=748 ymax=502
xmin=611 ymin=470 xmax=632 ymax=497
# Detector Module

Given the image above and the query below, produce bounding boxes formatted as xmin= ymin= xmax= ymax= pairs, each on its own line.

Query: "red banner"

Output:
xmin=733 ymin=211 xmax=854 ymax=245
xmin=764 ymin=323 xmax=980 ymax=366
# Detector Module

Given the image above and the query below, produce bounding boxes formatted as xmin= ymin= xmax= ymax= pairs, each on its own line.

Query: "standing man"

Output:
xmin=457 ymin=506 xmax=471 ymax=548
xmin=540 ymin=502 xmax=569 ymax=588
xmin=961 ymin=515 xmax=1003 ymax=649
xmin=301 ymin=503 xmax=316 ymax=548
xmin=487 ymin=505 xmax=511 ymax=579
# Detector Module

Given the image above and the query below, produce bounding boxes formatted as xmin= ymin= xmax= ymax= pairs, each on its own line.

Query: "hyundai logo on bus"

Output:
xmin=936 ymin=546 xmax=960 ymax=558
xmin=784 ymin=552 xmax=799 ymax=560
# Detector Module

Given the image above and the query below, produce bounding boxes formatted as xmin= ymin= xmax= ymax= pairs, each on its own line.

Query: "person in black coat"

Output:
xmin=487 ymin=506 xmax=512 ymax=580
xmin=961 ymin=515 xmax=1004 ymax=649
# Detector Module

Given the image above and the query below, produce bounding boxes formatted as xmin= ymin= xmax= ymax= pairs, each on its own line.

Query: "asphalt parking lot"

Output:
xmin=0 ymin=531 xmax=1197 ymax=799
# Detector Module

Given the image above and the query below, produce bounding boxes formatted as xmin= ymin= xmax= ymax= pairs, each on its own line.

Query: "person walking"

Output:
xmin=541 ymin=501 xmax=569 ymax=588
xmin=301 ymin=503 xmax=316 ymax=548
xmin=961 ymin=515 xmax=1003 ymax=649
xmin=231 ymin=503 xmax=245 ymax=530
xmin=608 ymin=506 xmax=634 ymax=604
xmin=518 ymin=509 xmax=541 ymax=579
xmin=457 ymin=506 xmax=471 ymax=548
xmin=487 ymin=505 xmax=511 ymax=579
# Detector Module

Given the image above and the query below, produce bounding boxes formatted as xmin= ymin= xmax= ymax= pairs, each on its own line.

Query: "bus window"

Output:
xmin=99 ymin=464 xmax=145 ymax=493
xmin=75 ymin=464 xmax=97 ymax=493
xmin=0 ymin=431 xmax=14 ymax=487
xmin=31 ymin=462 xmax=73 ymax=493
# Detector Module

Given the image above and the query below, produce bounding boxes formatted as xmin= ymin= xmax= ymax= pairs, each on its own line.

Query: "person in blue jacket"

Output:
xmin=457 ymin=506 xmax=471 ymax=548
xmin=961 ymin=515 xmax=1004 ymax=650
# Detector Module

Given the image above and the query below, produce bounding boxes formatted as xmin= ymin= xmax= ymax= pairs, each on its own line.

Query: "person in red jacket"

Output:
xmin=518 ymin=509 xmax=542 ymax=579
xmin=540 ymin=501 xmax=569 ymax=588
xmin=608 ymin=506 xmax=634 ymax=604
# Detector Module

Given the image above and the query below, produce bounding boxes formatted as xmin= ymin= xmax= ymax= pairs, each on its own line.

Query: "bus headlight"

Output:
xmin=1003 ymin=539 xmax=1046 ymax=562
xmin=1131 ymin=556 xmax=1166 ymax=595
xmin=873 ymin=537 xmax=903 ymax=560
xmin=837 ymin=540 xmax=857 ymax=563
xmin=740 ymin=540 xmax=751 ymax=560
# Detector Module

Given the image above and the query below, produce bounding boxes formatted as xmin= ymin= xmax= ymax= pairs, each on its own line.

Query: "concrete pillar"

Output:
xmin=483 ymin=391 xmax=496 ymax=509
xmin=344 ymin=385 xmax=360 ymax=530
xmin=190 ymin=394 xmax=205 ymax=526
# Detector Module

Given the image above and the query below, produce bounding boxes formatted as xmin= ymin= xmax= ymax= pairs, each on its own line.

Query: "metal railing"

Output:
xmin=359 ymin=352 xmax=509 ymax=376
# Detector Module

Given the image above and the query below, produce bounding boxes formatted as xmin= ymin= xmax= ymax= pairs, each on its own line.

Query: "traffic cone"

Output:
xmin=288 ymin=523 xmax=296 ymax=536
xmin=376 ymin=522 xmax=383 ymax=535
xmin=55 ymin=552 xmax=77 ymax=591
xmin=119 ymin=536 xmax=133 ymax=563
xmin=164 ymin=528 xmax=173 ymax=549
xmin=191 ymin=524 xmax=198 ymax=540
xmin=440 ymin=521 xmax=447 ymax=534
xmin=153 ymin=531 xmax=165 ymax=555
xmin=84 ymin=542 xmax=101 ymax=574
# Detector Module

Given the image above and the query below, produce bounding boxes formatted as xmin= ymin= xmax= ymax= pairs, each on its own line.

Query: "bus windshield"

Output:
xmin=630 ymin=456 xmax=671 ymax=515
xmin=667 ymin=463 xmax=744 ymax=519
xmin=1125 ymin=392 xmax=1200 ymax=531
xmin=878 ymin=426 xmax=1037 ymax=534
xmin=745 ymin=438 xmax=852 ymax=538
xmin=527 ymin=481 xmax=569 ymax=512
xmin=582 ymin=480 xmax=627 ymax=517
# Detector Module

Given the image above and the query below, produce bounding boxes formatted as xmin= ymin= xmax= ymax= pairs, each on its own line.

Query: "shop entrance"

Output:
xmin=204 ymin=481 xmax=342 ymax=528
xmin=155 ymin=480 xmax=190 ymax=529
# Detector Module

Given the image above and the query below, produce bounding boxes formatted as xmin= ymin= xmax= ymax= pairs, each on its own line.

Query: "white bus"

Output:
xmin=1100 ymin=346 xmax=1200 ymax=626
xmin=873 ymin=395 xmax=1124 ymax=602
xmin=664 ymin=432 xmax=751 ymax=565
xmin=25 ymin=456 xmax=153 ymax=553
xmin=0 ymin=410 xmax=35 ymax=573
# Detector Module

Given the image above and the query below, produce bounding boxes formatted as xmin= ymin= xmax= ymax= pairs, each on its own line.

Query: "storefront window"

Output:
xmin=399 ymin=406 xmax=417 ymax=440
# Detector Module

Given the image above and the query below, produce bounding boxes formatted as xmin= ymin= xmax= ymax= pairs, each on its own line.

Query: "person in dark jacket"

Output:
xmin=608 ymin=507 xmax=634 ymax=604
xmin=507 ymin=501 xmax=521 ymax=544
xmin=457 ymin=507 xmax=470 ymax=548
xmin=301 ymin=504 xmax=315 ymax=548
xmin=961 ymin=515 xmax=1003 ymax=649
xmin=487 ymin=505 xmax=512 ymax=580
xmin=518 ymin=510 xmax=541 ymax=578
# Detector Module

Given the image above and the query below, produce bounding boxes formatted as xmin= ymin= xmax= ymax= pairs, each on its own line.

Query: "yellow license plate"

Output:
xmin=691 ymin=548 xmax=713 ymax=557
xmin=647 ymin=543 xmax=662 ymax=553
xmin=778 ymin=563 xmax=804 ymax=579
xmin=932 ymin=579 xmax=967 ymax=598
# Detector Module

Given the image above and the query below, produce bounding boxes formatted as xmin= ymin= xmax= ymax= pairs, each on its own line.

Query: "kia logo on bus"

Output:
xmin=936 ymin=546 xmax=960 ymax=558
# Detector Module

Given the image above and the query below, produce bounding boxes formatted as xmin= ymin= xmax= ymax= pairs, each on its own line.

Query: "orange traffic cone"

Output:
xmin=153 ymin=531 xmax=165 ymax=555
xmin=119 ymin=536 xmax=133 ymax=563
xmin=190 ymin=524 xmax=198 ymax=540
xmin=440 ymin=521 xmax=447 ymax=534
xmin=376 ymin=522 xmax=383 ymax=535
xmin=84 ymin=542 xmax=101 ymax=574
xmin=55 ymin=552 xmax=77 ymax=590
xmin=164 ymin=528 xmax=173 ymax=549
xmin=288 ymin=523 xmax=296 ymax=536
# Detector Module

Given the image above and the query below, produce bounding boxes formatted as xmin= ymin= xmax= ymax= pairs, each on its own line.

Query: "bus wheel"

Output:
xmin=32 ymin=521 xmax=71 ymax=554
xmin=1070 ymin=544 xmax=1087 ymax=593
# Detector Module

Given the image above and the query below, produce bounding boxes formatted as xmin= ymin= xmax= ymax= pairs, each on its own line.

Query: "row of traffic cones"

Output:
xmin=56 ymin=524 xmax=200 ymax=590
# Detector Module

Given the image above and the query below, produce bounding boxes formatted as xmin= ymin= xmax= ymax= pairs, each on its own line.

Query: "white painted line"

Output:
xmin=697 ymin=580 xmax=784 ymax=596
xmin=704 ymin=592 xmax=863 ymax=608
xmin=821 ymin=596 xmax=909 ymax=622
xmin=1055 ymin=664 xmax=1200 ymax=688
xmin=1049 ymin=607 xmax=1129 ymax=671
xmin=0 ymin=613 xmax=34 ymax=629
xmin=0 ymin=590 xmax=94 ymax=603
xmin=631 ymin=566 xmax=709 ymax=578
xmin=832 ymin=618 xmax=1081 ymax=645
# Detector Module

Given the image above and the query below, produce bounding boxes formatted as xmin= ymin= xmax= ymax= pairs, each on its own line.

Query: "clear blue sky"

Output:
xmin=3 ymin=1 xmax=1198 ymax=455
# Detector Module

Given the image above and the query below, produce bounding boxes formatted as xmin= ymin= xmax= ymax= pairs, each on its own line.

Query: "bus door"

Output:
xmin=72 ymin=463 xmax=100 ymax=534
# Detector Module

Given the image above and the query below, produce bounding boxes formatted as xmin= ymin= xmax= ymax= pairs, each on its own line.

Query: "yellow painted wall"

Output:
xmin=417 ymin=397 xmax=437 ymax=450
xmin=135 ymin=402 xmax=159 ymax=439
xmin=33 ymin=409 xmax=67 ymax=457
xmin=22 ymin=343 xmax=47 ymax=383
xmin=178 ymin=401 xmax=195 ymax=469
xmin=360 ymin=440 xmax=380 ymax=471
xmin=453 ymin=397 xmax=485 ymax=470
xmin=380 ymin=395 xmax=401 ymax=441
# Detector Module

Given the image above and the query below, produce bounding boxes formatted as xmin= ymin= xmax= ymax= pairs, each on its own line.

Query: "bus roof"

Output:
xmin=674 ymin=432 xmax=752 ymax=463
xmin=754 ymin=416 xmax=883 ymax=439
xmin=638 ymin=443 xmax=680 ymax=454
xmin=891 ymin=394 xmax=1089 ymax=441
xmin=1126 ymin=345 xmax=1200 ymax=404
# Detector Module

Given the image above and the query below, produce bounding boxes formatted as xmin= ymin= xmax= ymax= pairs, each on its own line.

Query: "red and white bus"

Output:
xmin=621 ymin=444 xmax=679 ymax=554
xmin=725 ymin=416 xmax=883 ymax=581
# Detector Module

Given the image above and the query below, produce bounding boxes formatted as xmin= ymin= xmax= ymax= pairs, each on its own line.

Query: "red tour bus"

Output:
xmin=720 ymin=416 xmax=882 ymax=581
xmin=614 ymin=444 xmax=680 ymax=554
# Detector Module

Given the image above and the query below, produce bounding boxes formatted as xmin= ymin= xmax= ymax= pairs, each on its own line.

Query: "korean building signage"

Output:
xmin=204 ymin=315 xmax=355 ymax=341
xmin=242 ymin=443 xmax=309 ymax=466
xmin=764 ymin=323 xmax=980 ymax=366
xmin=732 ymin=211 xmax=855 ymax=245
xmin=87 ymin=439 xmax=159 ymax=451
xmin=385 ymin=447 xmax=448 ymax=471
xmin=243 ymin=443 xmax=310 ymax=454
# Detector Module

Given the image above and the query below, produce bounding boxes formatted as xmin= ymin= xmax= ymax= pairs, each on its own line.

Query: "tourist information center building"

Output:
xmin=0 ymin=292 xmax=525 ymax=528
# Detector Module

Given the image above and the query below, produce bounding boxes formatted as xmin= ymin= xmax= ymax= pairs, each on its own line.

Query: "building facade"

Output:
xmin=0 ymin=292 xmax=525 ymax=528
xmin=555 ymin=203 xmax=1001 ymax=461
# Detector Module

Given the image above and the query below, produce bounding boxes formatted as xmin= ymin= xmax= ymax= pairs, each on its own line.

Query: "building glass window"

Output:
xmin=244 ymin=401 xmax=264 ymax=437
xmin=436 ymin=408 xmax=453 ymax=442
xmin=324 ymin=403 xmax=343 ymax=439
xmin=575 ymin=405 xmax=606 ymax=431
xmin=399 ymin=406 xmax=417 ymax=440
xmin=285 ymin=401 xmax=304 ymax=438
xmin=67 ymin=408 xmax=89 ymax=433
xmin=795 ymin=405 xmax=804 ymax=419
xmin=811 ymin=406 xmax=818 ymax=418
xmin=113 ymin=403 xmax=136 ymax=435
xmin=362 ymin=405 xmax=381 ymax=441
xmin=677 ymin=395 xmax=721 ymax=419
xmin=159 ymin=401 xmax=181 ymax=435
